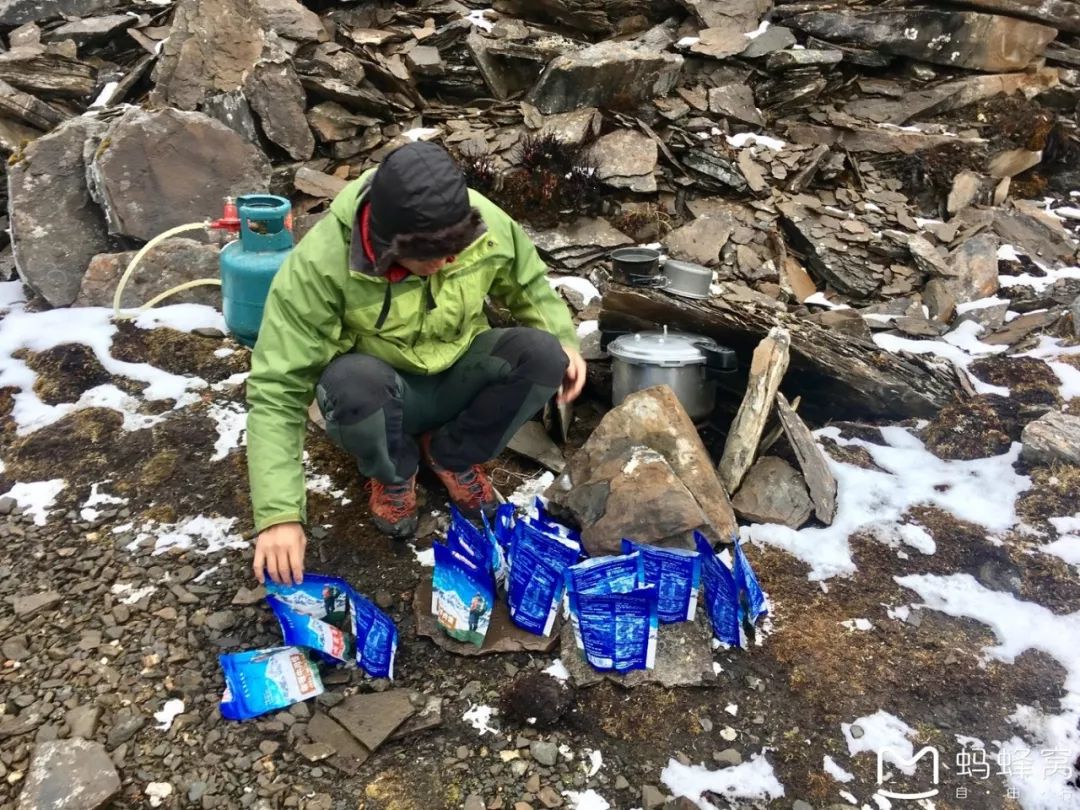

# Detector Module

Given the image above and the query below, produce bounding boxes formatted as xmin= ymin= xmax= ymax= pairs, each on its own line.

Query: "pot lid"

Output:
xmin=608 ymin=326 xmax=718 ymax=366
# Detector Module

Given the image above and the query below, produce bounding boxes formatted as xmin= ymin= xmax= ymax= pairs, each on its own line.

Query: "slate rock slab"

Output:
xmin=732 ymin=456 xmax=813 ymax=528
xmin=776 ymin=393 xmax=837 ymax=524
xmin=527 ymin=40 xmax=682 ymax=114
xmin=1021 ymin=410 xmax=1080 ymax=466
xmin=17 ymin=738 xmax=120 ymax=810
xmin=559 ymin=612 xmax=714 ymax=688
xmin=545 ymin=386 xmax=739 ymax=556
xmin=329 ymin=690 xmax=415 ymax=751
xmin=7 ymin=116 xmax=110 ymax=307
xmin=75 ymin=238 xmax=221 ymax=309
xmin=244 ymin=55 xmax=315 ymax=161
xmin=90 ymin=107 xmax=271 ymax=242
xmin=414 ymin=579 xmax=560 ymax=656
xmin=306 ymin=712 xmax=369 ymax=775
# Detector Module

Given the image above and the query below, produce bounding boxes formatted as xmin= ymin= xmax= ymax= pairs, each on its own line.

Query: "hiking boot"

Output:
xmin=419 ymin=434 xmax=499 ymax=520
xmin=365 ymin=476 xmax=418 ymax=539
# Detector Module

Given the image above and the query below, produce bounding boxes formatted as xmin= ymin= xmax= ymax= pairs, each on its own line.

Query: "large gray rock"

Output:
xmin=939 ymin=0 xmax=1080 ymax=34
xmin=494 ymin=0 xmax=680 ymax=34
xmin=948 ymin=234 xmax=1000 ymax=304
xmin=17 ymin=738 xmax=120 ymax=810
xmin=591 ymin=129 xmax=657 ymax=193
xmin=731 ymin=456 xmax=813 ymax=528
xmin=244 ymin=55 xmax=315 ymax=160
xmin=1021 ymin=411 xmax=1080 ymax=466
xmin=7 ymin=117 xmax=110 ymax=307
xmin=75 ymin=238 xmax=221 ymax=309
xmin=545 ymin=386 xmax=738 ymax=556
xmin=90 ymin=107 xmax=271 ymax=242
xmin=0 ymin=0 xmax=113 ymax=25
xmin=788 ymin=10 xmax=1057 ymax=72
xmin=253 ymin=0 xmax=327 ymax=42
xmin=150 ymin=0 xmax=266 ymax=110
xmin=527 ymin=40 xmax=683 ymax=114
xmin=677 ymin=0 xmax=771 ymax=30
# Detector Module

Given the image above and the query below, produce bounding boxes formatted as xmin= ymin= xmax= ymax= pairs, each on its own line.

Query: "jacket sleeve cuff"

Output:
xmin=254 ymin=513 xmax=304 ymax=535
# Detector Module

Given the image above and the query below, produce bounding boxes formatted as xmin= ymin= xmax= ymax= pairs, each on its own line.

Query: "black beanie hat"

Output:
xmin=366 ymin=141 xmax=484 ymax=270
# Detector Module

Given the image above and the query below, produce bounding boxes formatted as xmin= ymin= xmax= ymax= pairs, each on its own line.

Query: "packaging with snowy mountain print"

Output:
xmin=432 ymin=540 xmax=496 ymax=647
xmin=219 ymin=646 xmax=324 ymax=720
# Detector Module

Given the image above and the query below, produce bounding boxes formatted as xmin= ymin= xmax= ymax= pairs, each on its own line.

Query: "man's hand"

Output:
xmin=558 ymin=344 xmax=587 ymax=404
xmin=253 ymin=522 xmax=306 ymax=586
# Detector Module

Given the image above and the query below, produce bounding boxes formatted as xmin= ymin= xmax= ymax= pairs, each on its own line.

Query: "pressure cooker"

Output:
xmin=605 ymin=327 xmax=737 ymax=422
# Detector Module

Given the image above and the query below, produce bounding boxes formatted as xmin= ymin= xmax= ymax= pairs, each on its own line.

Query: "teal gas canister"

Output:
xmin=220 ymin=195 xmax=294 ymax=348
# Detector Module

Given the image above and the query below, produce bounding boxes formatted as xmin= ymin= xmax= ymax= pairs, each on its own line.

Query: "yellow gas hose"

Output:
xmin=111 ymin=221 xmax=223 ymax=321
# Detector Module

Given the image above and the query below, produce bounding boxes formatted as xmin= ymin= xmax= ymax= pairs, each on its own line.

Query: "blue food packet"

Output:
xmin=506 ymin=541 xmax=567 ymax=636
xmin=492 ymin=503 xmax=516 ymax=555
xmin=695 ymin=532 xmax=740 ymax=646
xmin=566 ymin=585 xmax=659 ymax=672
xmin=219 ymin=646 xmax=324 ymax=721
xmin=621 ymin=540 xmax=702 ymax=624
xmin=449 ymin=506 xmax=507 ymax=590
xmin=265 ymin=574 xmax=353 ymax=664
xmin=511 ymin=519 xmax=581 ymax=570
xmin=565 ymin=553 xmax=644 ymax=596
xmin=432 ymin=541 xmax=495 ymax=647
xmin=527 ymin=497 xmax=582 ymax=544
xmin=733 ymin=539 xmax=767 ymax=625
xmin=346 ymin=586 xmax=398 ymax=679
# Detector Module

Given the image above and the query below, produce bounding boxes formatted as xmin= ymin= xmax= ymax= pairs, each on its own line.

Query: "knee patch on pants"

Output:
xmin=316 ymin=354 xmax=399 ymax=426
xmin=491 ymin=327 xmax=569 ymax=388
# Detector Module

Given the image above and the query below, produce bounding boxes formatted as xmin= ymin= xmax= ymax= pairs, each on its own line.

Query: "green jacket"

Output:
xmin=245 ymin=170 xmax=579 ymax=534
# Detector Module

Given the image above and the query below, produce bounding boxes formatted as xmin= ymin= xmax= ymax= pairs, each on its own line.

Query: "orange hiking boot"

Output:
xmin=366 ymin=475 xmax=418 ymax=539
xmin=419 ymin=434 xmax=499 ymax=520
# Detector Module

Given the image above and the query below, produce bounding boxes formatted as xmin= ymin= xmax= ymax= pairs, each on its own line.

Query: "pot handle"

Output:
xmin=701 ymin=345 xmax=737 ymax=379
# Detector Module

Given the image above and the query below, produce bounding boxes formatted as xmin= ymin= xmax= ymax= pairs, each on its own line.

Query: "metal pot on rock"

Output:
xmin=607 ymin=326 xmax=737 ymax=422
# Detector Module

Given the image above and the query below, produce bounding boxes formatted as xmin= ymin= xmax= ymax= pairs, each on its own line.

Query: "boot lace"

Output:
xmin=366 ymin=479 xmax=415 ymax=521
xmin=455 ymin=467 xmax=493 ymax=506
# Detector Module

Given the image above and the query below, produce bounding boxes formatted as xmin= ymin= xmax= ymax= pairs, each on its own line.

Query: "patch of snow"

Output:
xmin=1054 ymin=206 xmax=1080 ymax=221
xmin=411 ymin=543 xmax=435 ymax=568
xmin=885 ymin=604 xmax=911 ymax=622
xmin=88 ymin=81 xmax=119 ymax=109
xmin=145 ymin=783 xmax=173 ymax=808
xmin=132 ymin=303 xmax=226 ymax=334
xmin=154 ymin=698 xmax=184 ymax=730
xmin=843 ymin=711 xmax=920 ymax=774
xmin=463 ymin=704 xmax=499 ymax=735
xmin=895 ymin=573 xmax=1080 ymax=809
xmin=0 ymin=301 xmax=208 ymax=435
xmin=403 ymin=127 xmax=440 ymax=142
xmin=838 ymin=790 xmax=859 ymax=805
xmin=999 ymin=263 xmax=1080 ymax=293
xmin=549 ymin=276 xmax=601 ymax=306
xmin=80 ymin=482 xmax=127 ymax=522
xmin=193 ymin=563 xmax=221 ymax=583
xmin=208 ymin=401 xmax=247 ymax=461
xmin=841 ymin=618 xmax=874 ymax=631
xmin=726 ymin=132 xmax=787 ymax=151
xmin=874 ymin=322 xmax=1009 ymax=396
xmin=111 ymin=582 xmax=157 ymax=605
xmin=577 ymin=320 xmax=598 ymax=340
xmin=585 ymin=749 xmax=602 ymax=777
xmin=562 ymin=790 xmax=609 ymax=810
xmin=212 ymin=371 xmax=249 ymax=391
xmin=509 ymin=471 xmax=555 ymax=510
xmin=661 ymin=754 xmax=785 ymax=808
xmin=677 ymin=36 xmax=700 ymax=47
xmin=213 ymin=347 xmax=234 ymax=358
xmin=129 ymin=515 xmax=247 ymax=556
xmin=725 ymin=704 xmax=739 ymax=716
xmin=544 ymin=658 xmax=571 ymax=682
xmin=824 ymin=755 xmax=855 ymax=782
xmin=998 ymin=244 xmax=1022 ymax=262
xmin=465 ymin=8 xmax=494 ymax=31
xmin=306 ymin=473 xmax=348 ymax=502
xmin=803 ymin=292 xmax=850 ymax=310
xmin=3 ymin=479 xmax=65 ymax=525
xmin=744 ymin=20 xmax=770 ymax=39
xmin=955 ymin=296 xmax=1009 ymax=314
xmin=744 ymin=428 xmax=1029 ymax=580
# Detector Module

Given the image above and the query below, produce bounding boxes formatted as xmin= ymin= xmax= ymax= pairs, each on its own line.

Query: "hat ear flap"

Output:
xmin=386 ymin=209 xmax=486 ymax=265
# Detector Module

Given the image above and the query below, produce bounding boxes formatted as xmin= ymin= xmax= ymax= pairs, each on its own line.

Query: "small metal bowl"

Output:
xmin=610 ymin=247 xmax=661 ymax=284
xmin=662 ymin=259 xmax=713 ymax=299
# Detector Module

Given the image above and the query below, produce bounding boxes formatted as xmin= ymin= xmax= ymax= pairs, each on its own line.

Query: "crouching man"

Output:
xmin=245 ymin=141 xmax=585 ymax=586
